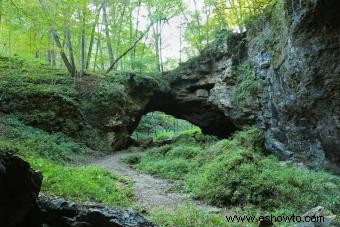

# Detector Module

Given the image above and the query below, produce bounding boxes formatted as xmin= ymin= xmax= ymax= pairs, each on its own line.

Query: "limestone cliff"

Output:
xmin=151 ymin=0 xmax=340 ymax=172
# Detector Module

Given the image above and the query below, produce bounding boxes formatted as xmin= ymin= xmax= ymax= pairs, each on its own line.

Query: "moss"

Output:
xmin=233 ymin=63 xmax=263 ymax=108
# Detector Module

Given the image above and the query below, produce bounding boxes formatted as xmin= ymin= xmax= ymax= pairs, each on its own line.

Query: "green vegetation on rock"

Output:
xmin=234 ymin=63 xmax=263 ymax=108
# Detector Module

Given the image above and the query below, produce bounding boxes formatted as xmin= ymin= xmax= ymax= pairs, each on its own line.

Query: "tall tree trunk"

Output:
xmin=193 ymin=0 xmax=202 ymax=51
xmin=39 ymin=0 xmax=75 ymax=76
xmin=99 ymin=37 xmax=105 ymax=71
xmin=65 ymin=28 xmax=76 ymax=76
xmin=114 ymin=1 xmax=128 ymax=71
xmin=152 ymin=22 xmax=161 ymax=72
xmin=80 ymin=10 xmax=86 ymax=77
xmin=86 ymin=4 xmax=102 ymax=70
xmin=159 ymin=20 xmax=164 ymax=73
xmin=133 ymin=0 xmax=142 ymax=63
xmin=47 ymin=33 xmax=56 ymax=66
xmin=103 ymin=2 xmax=114 ymax=65
xmin=93 ymin=35 xmax=101 ymax=72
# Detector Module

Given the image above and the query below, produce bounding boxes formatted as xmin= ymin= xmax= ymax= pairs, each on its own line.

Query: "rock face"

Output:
xmin=0 ymin=151 xmax=42 ymax=226
xmin=38 ymin=198 xmax=153 ymax=227
xmin=147 ymin=0 xmax=340 ymax=172
xmin=146 ymin=33 xmax=247 ymax=138
xmin=249 ymin=0 xmax=340 ymax=172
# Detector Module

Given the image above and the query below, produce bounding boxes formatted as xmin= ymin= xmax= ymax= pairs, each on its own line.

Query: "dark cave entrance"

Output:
xmin=131 ymin=111 xmax=202 ymax=141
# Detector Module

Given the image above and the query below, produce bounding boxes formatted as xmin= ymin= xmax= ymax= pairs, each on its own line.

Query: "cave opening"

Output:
xmin=131 ymin=111 xmax=203 ymax=141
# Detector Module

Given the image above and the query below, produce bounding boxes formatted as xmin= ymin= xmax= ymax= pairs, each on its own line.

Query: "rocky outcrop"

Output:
xmin=38 ymin=197 xmax=153 ymax=227
xmin=0 ymin=151 xmax=42 ymax=226
xmin=250 ymin=0 xmax=340 ymax=172
xmin=146 ymin=33 xmax=247 ymax=138
xmin=147 ymin=0 xmax=340 ymax=172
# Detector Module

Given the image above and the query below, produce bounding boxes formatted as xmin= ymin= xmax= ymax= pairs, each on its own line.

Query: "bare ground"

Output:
xmin=88 ymin=151 xmax=224 ymax=214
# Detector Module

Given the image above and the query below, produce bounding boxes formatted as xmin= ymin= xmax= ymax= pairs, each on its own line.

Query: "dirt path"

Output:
xmin=89 ymin=151 xmax=223 ymax=214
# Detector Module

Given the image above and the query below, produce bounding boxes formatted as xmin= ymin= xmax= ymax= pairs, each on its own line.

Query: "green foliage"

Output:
xmin=0 ymin=115 xmax=92 ymax=162
xmin=135 ymin=142 xmax=204 ymax=180
xmin=179 ymin=128 xmax=202 ymax=137
xmin=150 ymin=205 xmax=227 ymax=227
xmin=234 ymin=63 xmax=263 ymax=108
xmin=185 ymin=128 xmax=340 ymax=215
xmin=132 ymin=111 xmax=199 ymax=142
xmin=0 ymin=115 xmax=133 ymax=207
xmin=124 ymin=153 xmax=142 ymax=165
xmin=0 ymin=57 xmax=76 ymax=99
xmin=27 ymin=157 xmax=133 ymax=207
xmin=154 ymin=132 xmax=174 ymax=142
xmin=132 ymin=127 xmax=340 ymax=216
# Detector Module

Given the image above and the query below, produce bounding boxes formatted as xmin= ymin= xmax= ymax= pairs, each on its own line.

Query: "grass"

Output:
xmin=150 ymin=205 xmax=228 ymax=227
xmin=26 ymin=156 xmax=133 ymax=207
xmin=0 ymin=115 xmax=134 ymax=208
xmin=134 ymin=139 xmax=204 ymax=180
xmin=0 ymin=115 xmax=92 ymax=163
xmin=130 ymin=127 xmax=340 ymax=220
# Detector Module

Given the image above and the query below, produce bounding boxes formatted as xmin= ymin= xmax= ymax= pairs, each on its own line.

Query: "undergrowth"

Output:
xmin=150 ymin=205 xmax=228 ymax=227
xmin=0 ymin=115 xmax=92 ymax=163
xmin=0 ymin=115 xmax=134 ymax=208
xmin=27 ymin=157 xmax=133 ymax=207
xmin=131 ymin=127 xmax=340 ymax=219
xmin=133 ymin=135 xmax=206 ymax=180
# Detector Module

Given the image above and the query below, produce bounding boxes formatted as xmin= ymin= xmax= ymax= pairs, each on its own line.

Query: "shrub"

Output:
xmin=166 ymin=145 xmax=203 ymax=160
xmin=137 ymin=156 xmax=191 ymax=180
xmin=150 ymin=205 xmax=227 ymax=227
xmin=185 ymin=128 xmax=340 ymax=215
xmin=154 ymin=132 xmax=173 ymax=142
xmin=124 ymin=154 xmax=142 ymax=165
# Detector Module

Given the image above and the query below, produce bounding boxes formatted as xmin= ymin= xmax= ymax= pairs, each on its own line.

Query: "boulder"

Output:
xmin=0 ymin=151 xmax=43 ymax=227
xmin=38 ymin=197 xmax=154 ymax=227
xmin=295 ymin=206 xmax=336 ymax=227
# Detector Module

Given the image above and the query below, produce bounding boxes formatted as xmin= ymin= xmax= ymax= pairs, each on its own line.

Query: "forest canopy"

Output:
xmin=0 ymin=0 xmax=274 ymax=76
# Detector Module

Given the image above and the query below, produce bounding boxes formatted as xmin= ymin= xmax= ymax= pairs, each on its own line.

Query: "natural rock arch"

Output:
xmin=1 ymin=0 xmax=338 ymax=173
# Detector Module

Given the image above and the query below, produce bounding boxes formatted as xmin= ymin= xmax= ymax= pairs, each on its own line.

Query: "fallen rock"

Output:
xmin=0 ymin=151 xmax=43 ymax=227
xmin=39 ymin=197 xmax=154 ymax=227
xmin=295 ymin=206 xmax=336 ymax=227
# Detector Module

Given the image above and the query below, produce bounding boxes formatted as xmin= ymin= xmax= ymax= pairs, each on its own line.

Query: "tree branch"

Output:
xmin=105 ymin=20 xmax=159 ymax=74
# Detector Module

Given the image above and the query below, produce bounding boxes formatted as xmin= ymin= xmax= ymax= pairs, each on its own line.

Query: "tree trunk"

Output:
xmin=103 ymin=2 xmax=114 ymax=65
xmin=106 ymin=22 xmax=155 ymax=74
xmin=80 ymin=11 xmax=86 ymax=77
xmin=65 ymin=28 xmax=76 ymax=76
xmin=86 ymin=4 xmax=102 ymax=70
xmin=39 ymin=0 xmax=75 ymax=76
